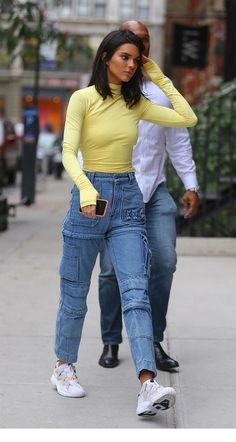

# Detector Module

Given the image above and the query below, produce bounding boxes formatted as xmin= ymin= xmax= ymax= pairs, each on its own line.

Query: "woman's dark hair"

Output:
xmin=88 ymin=29 xmax=145 ymax=108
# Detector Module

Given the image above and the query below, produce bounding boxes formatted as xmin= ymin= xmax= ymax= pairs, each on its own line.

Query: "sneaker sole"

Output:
xmin=138 ymin=393 xmax=176 ymax=417
xmin=51 ymin=374 xmax=86 ymax=398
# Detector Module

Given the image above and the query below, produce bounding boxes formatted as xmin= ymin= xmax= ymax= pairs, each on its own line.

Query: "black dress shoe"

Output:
xmin=154 ymin=342 xmax=179 ymax=372
xmin=98 ymin=344 xmax=119 ymax=368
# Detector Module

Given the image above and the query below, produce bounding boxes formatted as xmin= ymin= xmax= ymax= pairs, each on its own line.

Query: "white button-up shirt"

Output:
xmin=133 ymin=80 xmax=198 ymax=203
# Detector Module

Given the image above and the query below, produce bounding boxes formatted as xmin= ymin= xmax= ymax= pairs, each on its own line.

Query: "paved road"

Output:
xmin=0 ymin=175 xmax=236 ymax=429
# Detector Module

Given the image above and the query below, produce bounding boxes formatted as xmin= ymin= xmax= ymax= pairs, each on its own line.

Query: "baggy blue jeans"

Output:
xmin=55 ymin=172 xmax=157 ymax=377
xmin=99 ymin=183 xmax=177 ymax=344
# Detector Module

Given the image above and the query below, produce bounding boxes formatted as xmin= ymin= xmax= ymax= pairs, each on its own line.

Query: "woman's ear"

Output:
xmin=102 ymin=52 xmax=108 ymax=64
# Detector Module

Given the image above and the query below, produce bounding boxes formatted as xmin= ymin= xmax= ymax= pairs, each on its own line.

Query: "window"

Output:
xmin=94 ymin=1 xmax=106 ymax=18
xmin=43 ymin=0 xmax=74 ymax=17
xmin=119 ymin=0 xmax=134 ymax=20
xmin=42 ymin=0 xmax=75 ymax=20
xmin=77 ymin=0 xmax=91 ymax=17
xmin=137 ymin=0 xmax=149 ymax=21
xmin=44 ymin=0 xmax=75 ymax=16
xmin=59 ymin=0 xmax=74 ymax=17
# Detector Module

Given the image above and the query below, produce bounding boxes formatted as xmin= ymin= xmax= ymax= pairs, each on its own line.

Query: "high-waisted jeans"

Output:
xmin=55 ymin=172 xmax=157 ymax=377
xmin=99 ymin=183 xmax=177 ymax=344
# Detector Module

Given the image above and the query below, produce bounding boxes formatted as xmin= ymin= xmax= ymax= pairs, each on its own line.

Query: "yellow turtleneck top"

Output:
xmin=62 ymin=59 xmax=197 ymax=208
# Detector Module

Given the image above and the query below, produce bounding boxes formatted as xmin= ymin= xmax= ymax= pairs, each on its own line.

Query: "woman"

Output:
xmin=51 ymin=29 xmax=197 ymax=417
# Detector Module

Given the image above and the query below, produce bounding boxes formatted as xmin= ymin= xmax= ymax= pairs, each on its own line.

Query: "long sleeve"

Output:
xmin=165 ymin=126 xmax=199 ymax=189
xmin=140 ymin=60 xmax=198 ymax=128
xmin=62 ymin=90 xmax=99 ymax=207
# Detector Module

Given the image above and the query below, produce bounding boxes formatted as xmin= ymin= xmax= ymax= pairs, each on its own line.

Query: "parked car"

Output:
xmin=0 ymin=119 xmax=19 ymax=185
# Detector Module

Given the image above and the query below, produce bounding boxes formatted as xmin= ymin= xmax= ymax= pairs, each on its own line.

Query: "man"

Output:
xmin=98 ymin=21 xmax=200 ymax=372
xmin=0 ymin=109 xmax=18 ymax=186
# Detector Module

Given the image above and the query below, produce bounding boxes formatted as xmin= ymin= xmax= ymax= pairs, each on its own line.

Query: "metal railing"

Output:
xmin=166 ymin=80 xmax=236 ymax=237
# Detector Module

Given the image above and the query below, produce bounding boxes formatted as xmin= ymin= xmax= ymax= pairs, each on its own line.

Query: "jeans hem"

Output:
xmin=55 ymin=351 xmax=78 ymax=364
xmin=136 ymin=360 xmax=157 ymax=378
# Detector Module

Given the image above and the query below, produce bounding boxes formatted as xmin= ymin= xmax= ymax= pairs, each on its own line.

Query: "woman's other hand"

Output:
xmin=141 ymin=56 xmax=152 ymax=80
xmin=142 ymin=55 xmax=150 ymax=64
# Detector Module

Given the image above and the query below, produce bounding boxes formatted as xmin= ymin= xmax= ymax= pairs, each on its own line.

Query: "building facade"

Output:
xmin=164 ymin=0 xmax=225 ymax=105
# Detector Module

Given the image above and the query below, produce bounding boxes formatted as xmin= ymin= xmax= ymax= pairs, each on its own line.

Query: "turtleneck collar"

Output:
xmin=109 ymin=83 xmax=122 ymax=96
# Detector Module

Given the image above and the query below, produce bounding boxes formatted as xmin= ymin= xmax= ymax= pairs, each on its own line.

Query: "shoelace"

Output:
xmin=57 ymin=364 xmax=78 ymax=386
xmin=139 ymin=380 xmax=160 ymax=400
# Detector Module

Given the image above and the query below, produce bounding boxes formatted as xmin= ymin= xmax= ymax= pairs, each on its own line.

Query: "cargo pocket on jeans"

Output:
xmin=59 ymin=240 xmax=80 ymax=282
xmin=59 ymin=239 xmax=88 ymax=318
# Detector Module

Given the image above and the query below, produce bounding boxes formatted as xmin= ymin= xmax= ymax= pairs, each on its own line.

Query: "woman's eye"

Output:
xmin=121 ymin=55 xmax=128 ymax=60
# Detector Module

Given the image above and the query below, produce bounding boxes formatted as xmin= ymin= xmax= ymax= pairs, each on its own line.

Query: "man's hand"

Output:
xmin=183 ymin=191 xmax=200 ymax=219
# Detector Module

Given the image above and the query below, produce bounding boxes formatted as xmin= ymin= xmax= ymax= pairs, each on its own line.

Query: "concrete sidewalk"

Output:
xmin=0 ymin=175 xmax=236 ymax=428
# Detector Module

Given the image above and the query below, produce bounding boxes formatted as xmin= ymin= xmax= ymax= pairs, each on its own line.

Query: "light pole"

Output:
xmin=21 ymin=6 xmax=43 ymax=205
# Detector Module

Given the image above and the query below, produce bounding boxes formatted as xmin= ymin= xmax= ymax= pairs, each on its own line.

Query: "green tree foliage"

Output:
xmin=0 ymin=0 xmax=93 ymax=66
xmin=166 ymin=79 xmax=236 ymax=237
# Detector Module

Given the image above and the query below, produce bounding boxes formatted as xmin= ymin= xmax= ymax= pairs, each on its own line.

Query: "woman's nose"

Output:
xmin=128 ymin=59 xmax=136 ymax=69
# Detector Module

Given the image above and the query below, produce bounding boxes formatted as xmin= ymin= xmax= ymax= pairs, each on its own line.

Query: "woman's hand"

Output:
xmin=80 ymin=192 xmax=100 ymax=218
xmin=141 ymin=55 xmax=152 ymax=80
xmin=81 ymin=204 xmax=97 ymax=218
xmin=79 ymin=187 xmax=99 ymax=218
xmin=142 ymin=55 xmax=150 ymax=64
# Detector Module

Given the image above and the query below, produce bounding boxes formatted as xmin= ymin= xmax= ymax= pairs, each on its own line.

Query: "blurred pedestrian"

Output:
xmin=36 ymin=123 xmax=57 ymax=176
xmin=0 ymin=109 xmax=18 ymax=185
xmin=51 ymin=29 xmax=197 ymax=417
xmin=98 ymin=21 xmax=200 ymax=373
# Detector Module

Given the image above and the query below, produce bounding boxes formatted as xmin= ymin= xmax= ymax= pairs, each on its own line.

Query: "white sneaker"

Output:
xmin=137 ymin=379 xmax=176 ymax=416
xmin=51 ymin=362 xmax=86 ymax=398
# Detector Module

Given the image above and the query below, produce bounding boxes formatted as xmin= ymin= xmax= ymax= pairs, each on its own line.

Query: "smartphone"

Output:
xmin=96 ymin=199 xmax=108 ymax=216
xmin=80 ymin=199 xmax=108 ymax=217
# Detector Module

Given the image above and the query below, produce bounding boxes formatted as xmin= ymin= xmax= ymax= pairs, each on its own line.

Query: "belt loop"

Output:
xmin=88 ymin=172 xmax=95 ymax=183
xmin=129 ymin=172 xmax=133 ymax=183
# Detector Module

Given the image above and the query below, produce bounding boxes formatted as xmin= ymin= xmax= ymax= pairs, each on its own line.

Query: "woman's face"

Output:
xmin=106 ymin=43 xmax=141 ymax=85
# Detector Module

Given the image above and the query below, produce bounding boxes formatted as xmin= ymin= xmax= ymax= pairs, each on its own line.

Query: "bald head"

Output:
xmin=119 ymin=21 xmax=150 ymax=57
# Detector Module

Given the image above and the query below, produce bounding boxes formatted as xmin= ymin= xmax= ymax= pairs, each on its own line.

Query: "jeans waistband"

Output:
xmin=84 ymin=171 xmax=135 ymax=182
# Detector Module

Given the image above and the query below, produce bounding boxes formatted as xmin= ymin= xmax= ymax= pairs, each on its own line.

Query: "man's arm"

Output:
xmin=165 ymin=126 xmax=200 ymax=219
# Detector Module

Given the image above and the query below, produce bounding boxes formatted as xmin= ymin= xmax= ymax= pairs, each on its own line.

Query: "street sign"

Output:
xmin=172 ymin=24 xmax=209 ymax=68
